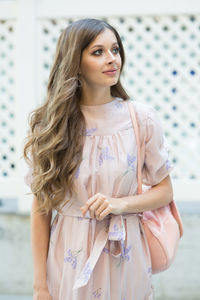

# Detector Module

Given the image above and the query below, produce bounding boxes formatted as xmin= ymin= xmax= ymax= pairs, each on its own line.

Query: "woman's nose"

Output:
xmin=106 ymin=50 xmax=116 ymax=63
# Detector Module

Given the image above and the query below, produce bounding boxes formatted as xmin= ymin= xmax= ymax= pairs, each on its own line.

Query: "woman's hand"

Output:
xmin=80 ymin=193 xmax=124 ymax=221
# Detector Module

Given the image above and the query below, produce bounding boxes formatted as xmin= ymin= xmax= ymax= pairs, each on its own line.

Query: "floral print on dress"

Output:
xmin=123 ymin=154 xmax=136 ymax=176
xmin=166 ymin=159 xmax=171 ymax=170
xmin=116 ymin=241 xmax=132 ymax=268
xmin=80 ymin=262 xmax=93 ymax=284
xmin=121 ymin=241 xmax=132 ymax=259
xmin=92 ymin=288 xmax=102 ymax=298
xmin=85 ymin=128 xmax=97 ymax=136
xmin=109 ymin=223 xmax=124 ymax=241
xmin=64 ymin=248 xmax=83 ymax=269
xmin=102 ymin=247 xmax=110 ymax=254
xmin=99 ymin=146 xmax=115 ymax=166
xmin=115 ymin=101 xmax=123 ymax=109
xmin=75 ymin=166 xmax=80 ymax=179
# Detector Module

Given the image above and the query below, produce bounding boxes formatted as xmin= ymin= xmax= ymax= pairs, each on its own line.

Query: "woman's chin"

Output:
xmin=102 ymin=78 xmax=119 ymax=87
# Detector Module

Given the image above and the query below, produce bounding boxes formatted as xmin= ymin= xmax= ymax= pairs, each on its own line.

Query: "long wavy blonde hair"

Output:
xmin=23 ymin=18 xmax=130 ymax=215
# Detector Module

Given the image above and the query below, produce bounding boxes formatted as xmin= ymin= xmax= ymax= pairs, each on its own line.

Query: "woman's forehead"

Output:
xmin=88 ymin=29 xmax=118 ymax=48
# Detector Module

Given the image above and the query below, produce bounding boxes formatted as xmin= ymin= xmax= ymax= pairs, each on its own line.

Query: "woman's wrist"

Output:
xmin=120 ymin=195 xmax=137 ymax=214
xmin=33 ymin=279 xmax=49 ymax=290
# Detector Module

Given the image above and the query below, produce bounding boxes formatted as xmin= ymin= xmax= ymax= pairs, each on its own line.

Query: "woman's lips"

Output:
xmin=103 ymin=70 xmax=117 ymax=76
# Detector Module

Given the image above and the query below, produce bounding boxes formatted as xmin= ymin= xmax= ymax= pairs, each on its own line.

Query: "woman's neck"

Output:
xmin=79 ymin=87 xmax=114 ymax=106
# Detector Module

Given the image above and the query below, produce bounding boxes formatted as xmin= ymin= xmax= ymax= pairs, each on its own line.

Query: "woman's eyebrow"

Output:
xmin=90 ymin=42 xmax=118 ymax=49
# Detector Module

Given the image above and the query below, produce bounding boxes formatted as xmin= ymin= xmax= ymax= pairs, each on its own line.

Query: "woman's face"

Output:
xmin=79 ymin=28 xmax=122 ymax=88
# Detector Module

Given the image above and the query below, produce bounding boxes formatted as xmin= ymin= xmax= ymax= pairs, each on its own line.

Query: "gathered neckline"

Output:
xmin=80 ymin=97 xmax=121 ymax=108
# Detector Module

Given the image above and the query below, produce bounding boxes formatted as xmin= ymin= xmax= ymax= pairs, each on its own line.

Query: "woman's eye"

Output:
xmin=112 ymin=47 xmax=120 ymax=54
xmin=92 ymin=47 xmax=120 ymax=56
xmin=93 ymin=49 xmax=103 ymax=56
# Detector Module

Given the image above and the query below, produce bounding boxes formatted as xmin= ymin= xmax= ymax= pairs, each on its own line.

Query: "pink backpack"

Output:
xmin=128 ymin=101 xmax=184 ymax=274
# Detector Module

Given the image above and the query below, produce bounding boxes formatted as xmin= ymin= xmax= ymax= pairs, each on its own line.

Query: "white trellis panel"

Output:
xmin=0 ymin=0 xmax=200 ymax=214
xmin=0 ymin=0 xmax=37 ymax=213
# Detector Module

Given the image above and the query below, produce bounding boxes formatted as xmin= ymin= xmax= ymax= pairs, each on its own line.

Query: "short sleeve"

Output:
xmin=142 ymin=106 xmax=174 ymax=186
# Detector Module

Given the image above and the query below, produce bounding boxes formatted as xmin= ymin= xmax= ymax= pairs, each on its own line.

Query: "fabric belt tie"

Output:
xmin=71 ymin=214 xmax=134 ymax=290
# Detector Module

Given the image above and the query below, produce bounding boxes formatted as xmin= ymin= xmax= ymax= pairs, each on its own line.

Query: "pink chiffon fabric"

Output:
xmin=25 ymin=98 xmax=173 ymax=300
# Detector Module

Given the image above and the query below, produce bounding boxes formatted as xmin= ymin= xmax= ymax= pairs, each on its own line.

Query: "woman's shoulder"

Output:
xmin=127 ymin=99 xmax=157 ymax=125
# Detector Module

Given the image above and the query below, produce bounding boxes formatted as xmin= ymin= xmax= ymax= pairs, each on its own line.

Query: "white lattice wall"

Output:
xmin=37 ymin=15 xmax=200 ymax=183
xmin=115 ymin=15 xmax=200 ymax=181
xmin=0 ymin=19 xmax=17 ymax=178
xmin=0 ymin=0 xmax=200 ymax=213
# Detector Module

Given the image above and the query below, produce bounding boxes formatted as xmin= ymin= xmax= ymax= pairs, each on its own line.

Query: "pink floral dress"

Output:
xmin=25 ymin=97 xmax=173 ymax=300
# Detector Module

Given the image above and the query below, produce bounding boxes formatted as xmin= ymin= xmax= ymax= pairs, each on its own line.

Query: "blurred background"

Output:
xmin=0 ymin=0 xmax=200 ymax=299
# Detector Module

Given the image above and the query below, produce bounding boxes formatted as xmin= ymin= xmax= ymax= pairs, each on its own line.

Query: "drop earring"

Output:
xmin=77 ymin=72 xmax=81 ymax=87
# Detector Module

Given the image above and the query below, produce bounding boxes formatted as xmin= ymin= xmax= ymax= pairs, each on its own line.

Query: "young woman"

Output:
xmin=24 ymin=18 xmax=173 ymax=300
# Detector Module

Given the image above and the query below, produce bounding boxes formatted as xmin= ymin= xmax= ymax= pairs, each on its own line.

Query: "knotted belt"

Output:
xmin=57 ymin=211 xmax=139 ymax=290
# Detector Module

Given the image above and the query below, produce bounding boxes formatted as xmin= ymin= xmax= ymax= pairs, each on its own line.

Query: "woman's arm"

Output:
xmin=80 ymin=175 xmax=173 ymax=220
xmin=31 ymin=195 xmax=52 ymax=298
xmin=122 ymin=175 xmax=173 ymax=214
